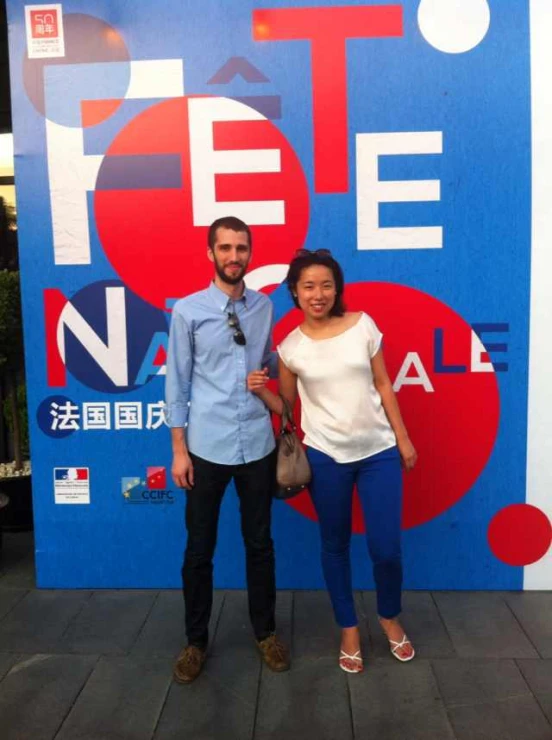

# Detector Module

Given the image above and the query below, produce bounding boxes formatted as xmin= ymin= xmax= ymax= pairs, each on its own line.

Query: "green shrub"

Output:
xmin=3 ymin=384 xmax=29 ymax=460
xmin=0 ymin=270 xmax=27 ymax=468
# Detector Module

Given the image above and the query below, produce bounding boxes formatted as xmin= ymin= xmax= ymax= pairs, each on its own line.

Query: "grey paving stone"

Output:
xmin=517 ymin=659 xmax=552 ymax=724
xmin=131 ymin=590 xmax=223 ymax=658
xmin=349 ymin=659 xmax=455 ymax=739
xmin=0 ymin=652 xmax=21 ymax=681
xmin=154 ymin=591 xmax=261 ymax=740
xmin=255 ymin=590 xmax=346 ymax=740
xmin=432 ymin=658 xmax=531 ymax=707
xmin=433 ymin=592 xmax=539 ymax=658
xmin=56 ymin=655 xmax=172 ymax=740
xmin=287 ymin=591 xmax=369 ymax=664
xmin=254 ymin=590 xmax=367 ymax=739
xmin=208 ymin=588 xmax=257 ymax=652
xmin=362 ymin=590 xmax=456 ymax=658
xmin=57 ymin=590 xmax=157 ymax=655
xmin=292 ymin=590 xmax=340 ymax=663
xmin=0 ymin=590 xmax=91 ymax=652
xmin=255 ymin=656 xmax=352 ymax=740
xmin=0 ymin=653 xmax=97 ymax=740
xmin=505 ymin=592 xmax=552 ymax=658
xmin=447 ymin=694 xmax=552 ymax=740
xmin=0 ymin=589 xmax=27 ymax=621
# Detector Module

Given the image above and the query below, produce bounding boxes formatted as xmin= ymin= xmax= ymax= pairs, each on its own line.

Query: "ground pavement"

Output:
xmin=0 ymin=530 xmax=551 ymax=740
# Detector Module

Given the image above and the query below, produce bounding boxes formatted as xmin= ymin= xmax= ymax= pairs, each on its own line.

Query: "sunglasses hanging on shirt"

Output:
xmin=227 ymin=312 xmax=246 ymax=346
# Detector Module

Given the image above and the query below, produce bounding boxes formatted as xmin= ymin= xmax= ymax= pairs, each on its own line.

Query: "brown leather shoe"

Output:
xmin=257 ymin=634 xmax=290 ymax=672
xmin=173 ymin=645 xmax=206 ymax=684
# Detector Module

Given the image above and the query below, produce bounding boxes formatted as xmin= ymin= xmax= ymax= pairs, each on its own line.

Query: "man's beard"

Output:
xmin=214 ymin=259 xmax=247 ymax=286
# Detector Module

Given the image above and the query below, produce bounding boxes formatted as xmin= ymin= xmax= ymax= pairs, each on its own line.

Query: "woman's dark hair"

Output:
xmin=286 ymin=249 xmax=346 ymax=317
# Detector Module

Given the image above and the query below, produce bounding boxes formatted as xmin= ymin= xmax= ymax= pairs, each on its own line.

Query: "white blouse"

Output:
xmin=277 ymin=312 xmax=396 ymax=463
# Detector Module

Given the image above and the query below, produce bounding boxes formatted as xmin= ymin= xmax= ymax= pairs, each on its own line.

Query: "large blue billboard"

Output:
xmin=6 ymin=0 xmax=552 ymax=588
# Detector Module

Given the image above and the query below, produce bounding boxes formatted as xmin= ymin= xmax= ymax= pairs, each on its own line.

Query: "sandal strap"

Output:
xmin=389 ymin=635 xmax=411 ymax=652
xmin=339 ymin=650 xmax=363 ymax=662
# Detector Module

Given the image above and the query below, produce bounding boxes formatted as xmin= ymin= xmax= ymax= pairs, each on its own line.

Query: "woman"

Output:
xmin=248 ymin=249 xmax=417 ymax=673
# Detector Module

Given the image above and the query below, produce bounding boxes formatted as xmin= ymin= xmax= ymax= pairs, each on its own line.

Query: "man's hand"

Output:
xmin=172 ymin=451 xmax=195 ymax=489
xmin=247 ymin=367 xmax=269 ymax=395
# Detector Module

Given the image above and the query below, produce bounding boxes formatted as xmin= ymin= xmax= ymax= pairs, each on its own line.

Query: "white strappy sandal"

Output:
xmin=387 ymin=634 xmax=415 ymax=663
xmin=339 ymin=650 xmax=364 ymax=673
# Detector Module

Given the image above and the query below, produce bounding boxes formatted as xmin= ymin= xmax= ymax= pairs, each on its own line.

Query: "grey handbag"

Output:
xmin=275 ymin=395 xmax=311 ymax=499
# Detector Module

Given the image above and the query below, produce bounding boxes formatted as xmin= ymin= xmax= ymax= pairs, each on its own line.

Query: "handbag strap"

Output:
xmin=279 ymin=394 xmax=296 ymax=434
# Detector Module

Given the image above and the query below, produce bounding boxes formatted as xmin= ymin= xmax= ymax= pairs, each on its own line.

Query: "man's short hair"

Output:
xmin=208 ymin=216 xmax=252 ymax=250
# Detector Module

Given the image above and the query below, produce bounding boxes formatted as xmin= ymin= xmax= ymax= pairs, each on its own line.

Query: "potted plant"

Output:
xmin=0 ymin=266 xmax=33 ymax=532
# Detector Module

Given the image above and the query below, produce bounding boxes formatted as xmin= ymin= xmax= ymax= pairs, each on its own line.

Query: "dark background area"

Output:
xmin=0 ymin=1 xmax=11 ymax=134
xmin=0 ymin=0 xmax=17 ymax=466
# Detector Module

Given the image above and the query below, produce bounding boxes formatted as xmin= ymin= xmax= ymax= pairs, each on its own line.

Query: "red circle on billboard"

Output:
xmin=272 ymin=282 xmax=501 ymax=531
xmin=488 ymin=504 xmax=551 ymax=566
xmin=95 ymin=96 xmax=310 ymax=309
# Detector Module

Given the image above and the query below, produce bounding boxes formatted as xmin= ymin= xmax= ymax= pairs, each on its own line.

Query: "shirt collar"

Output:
xmin=207 ymin=280 xmax=251 ymax=312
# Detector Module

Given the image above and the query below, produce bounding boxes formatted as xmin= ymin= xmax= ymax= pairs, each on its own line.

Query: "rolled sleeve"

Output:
xmin=265 ymin=350 xmax=279 ymax=379
xmin=165 ymin=308 xmax=193 ymax=428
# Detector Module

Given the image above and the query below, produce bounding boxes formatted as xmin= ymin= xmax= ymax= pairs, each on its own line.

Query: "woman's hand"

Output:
xmin=398 ymin=436 xmax=417 ymax=472
xmin=247 ymin=367 xmax=269 ymax=395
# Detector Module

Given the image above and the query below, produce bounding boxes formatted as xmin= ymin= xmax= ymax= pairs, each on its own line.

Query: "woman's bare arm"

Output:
xmin=371 ymin=349 xmax=417 ymax=471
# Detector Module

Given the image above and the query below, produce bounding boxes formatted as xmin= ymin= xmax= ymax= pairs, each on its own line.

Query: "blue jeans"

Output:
xmin=307 ymin=445 xmax=403 ymax=626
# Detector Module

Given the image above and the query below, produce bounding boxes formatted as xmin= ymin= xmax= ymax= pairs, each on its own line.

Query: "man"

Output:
xmin=166 ymin=216 xmax=290 ymax=684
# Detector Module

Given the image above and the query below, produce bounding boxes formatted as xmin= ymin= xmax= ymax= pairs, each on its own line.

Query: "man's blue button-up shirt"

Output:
xmin=165 ymin=281 xmax=277 ymax=465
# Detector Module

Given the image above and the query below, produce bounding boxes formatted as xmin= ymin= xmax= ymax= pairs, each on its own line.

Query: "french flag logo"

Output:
xmin=54 ymin=468 xmax=89 ymax=481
